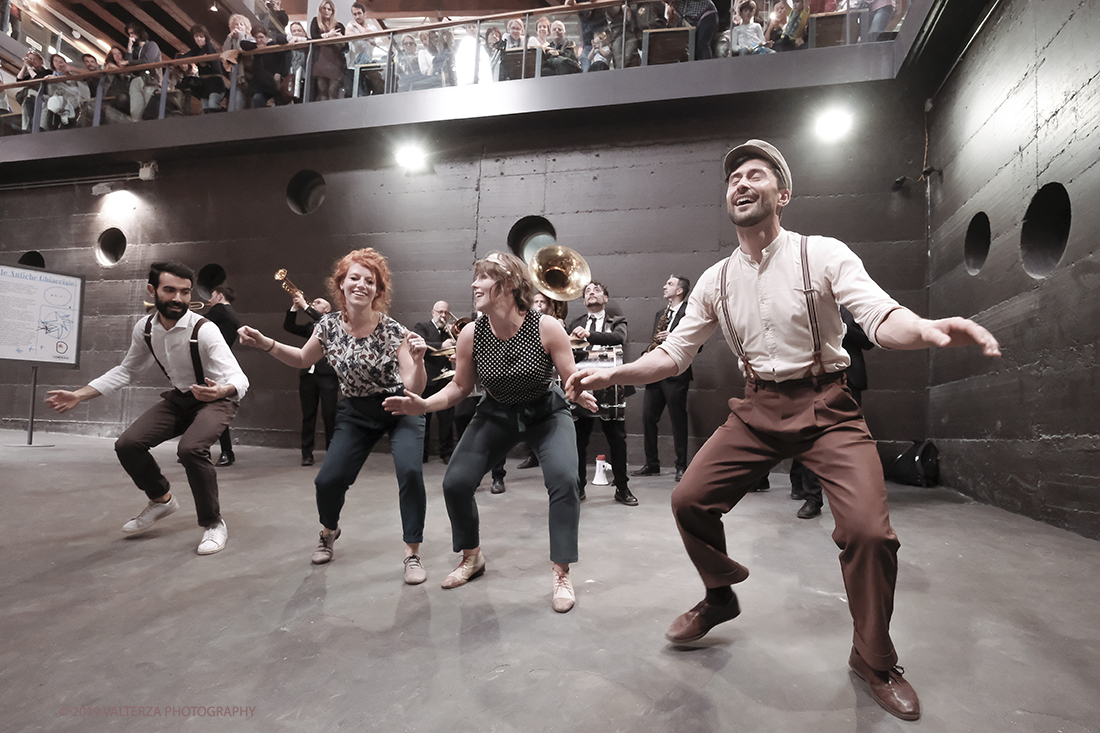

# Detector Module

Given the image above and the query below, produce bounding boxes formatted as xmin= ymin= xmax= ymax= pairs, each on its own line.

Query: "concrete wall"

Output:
xmin=0 ymin=81 xmax=928 ymax=472
xmin=925 ymin=0 xmax=1100 ymax=537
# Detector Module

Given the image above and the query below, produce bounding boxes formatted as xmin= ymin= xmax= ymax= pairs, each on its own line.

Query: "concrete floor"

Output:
xmin=1 ymin=429 xmax=1098 ymax=733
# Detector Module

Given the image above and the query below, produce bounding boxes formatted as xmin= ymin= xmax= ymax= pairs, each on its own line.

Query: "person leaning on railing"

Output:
xmin=14 ymin=48 xmax=48 ymax=131
xmin=99 ymin=46 xmax=132 ymax=118
xmin=772 ymin=0 xmax=809 ymax=51
xmin=248 ymin=25 xmax=292 ymax=108
xmin=223 ymin=14 xmax=256 ymax=110
xmin=483 ymin=25 xmax=505 ymax=81
xmin=287 ymin=21 xmax=309 ymax=101
xmin=43 ymin=54 xmax=89 ymax=130
xmin=124 ymin=21 xmax=162 ymax=121
xmin=177 ymin=24 xmax=228 ymax=113
xmin=310 ymin=0 xmax=346 ymax=101
xmin=666 ymin=0 xmax=720 ymax=60
xmin=542 ymin=20 xmax=583 ymax=76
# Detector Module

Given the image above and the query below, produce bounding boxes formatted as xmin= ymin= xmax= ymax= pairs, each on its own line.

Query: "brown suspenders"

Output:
xmin=719 ymin=234 xmax=824 ymax=381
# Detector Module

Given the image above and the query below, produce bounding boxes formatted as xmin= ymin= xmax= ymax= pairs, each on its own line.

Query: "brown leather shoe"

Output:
xmin=665 ymin=594 xmax=741 ymax=643
xmin=311 ymin=528 xmax=340 ymax=565
xmin=848 ymin=647 xmax=921 ymax=721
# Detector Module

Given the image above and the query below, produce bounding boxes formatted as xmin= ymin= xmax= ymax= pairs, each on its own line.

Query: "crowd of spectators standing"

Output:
xmin=3 ymin=1 xmax=900 ymax=132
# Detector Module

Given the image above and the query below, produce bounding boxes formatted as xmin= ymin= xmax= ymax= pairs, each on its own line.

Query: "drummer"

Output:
xmin=567 ymin=281 xmax=637 ymax=506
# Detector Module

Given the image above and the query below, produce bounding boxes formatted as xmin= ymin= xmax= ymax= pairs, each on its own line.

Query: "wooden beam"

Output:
xmin=38 ymin=0 xmax=119 ymax=54
xmin=71 ymin=0 xmax=130 ymax=36
xmin=152 ymin=0 xmax=200 ymax=38
xmin=113 ymin=0 xmax=191 ymax=53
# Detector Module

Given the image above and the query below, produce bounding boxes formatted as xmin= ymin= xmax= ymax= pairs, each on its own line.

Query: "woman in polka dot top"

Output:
xmin=385 ymin=251 xmax=598 ymax=613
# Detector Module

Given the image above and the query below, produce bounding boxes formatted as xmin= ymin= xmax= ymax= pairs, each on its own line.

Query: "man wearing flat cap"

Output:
xmin=567 ymin=139 xmax=1001 ymax=721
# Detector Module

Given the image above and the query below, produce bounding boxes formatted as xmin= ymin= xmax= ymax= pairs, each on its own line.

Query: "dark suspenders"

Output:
xmin=718 ymin=234 xmax=824 ymax=381
xmin=144 ymin=313 xmax=210 ymax=386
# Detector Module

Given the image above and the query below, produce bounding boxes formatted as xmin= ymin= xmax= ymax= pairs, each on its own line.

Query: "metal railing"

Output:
xmin=0 ymin=0 xmax=907 ymax=136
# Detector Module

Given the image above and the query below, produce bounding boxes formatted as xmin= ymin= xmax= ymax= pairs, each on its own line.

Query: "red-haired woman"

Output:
xmin=385 ymin=251 xmax=597 ymax=613
xmin=239 ymin=249 xmax=430 ymax=583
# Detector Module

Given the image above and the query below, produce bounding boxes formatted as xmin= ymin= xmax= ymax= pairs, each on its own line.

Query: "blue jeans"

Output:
xmin=441 ymin=387 xmax=580 ymax=564
xmin=314 ymin=396 xmax=426 ymax=543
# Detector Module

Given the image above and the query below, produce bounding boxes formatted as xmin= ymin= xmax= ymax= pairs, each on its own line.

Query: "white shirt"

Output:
xmin=584 ymin=309 xmax=607 ymax=333
xmin=659 ymin=229 xmax=901 ymax=382
xmin=665 ymin=300 xmax=686 ymax=331
xmin=89 ymin=310 xmax=249 ymax=399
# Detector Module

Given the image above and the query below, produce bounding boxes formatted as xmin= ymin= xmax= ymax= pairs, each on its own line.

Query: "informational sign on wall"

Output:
xmin=0 ymin=265 xmax=85 ymax=369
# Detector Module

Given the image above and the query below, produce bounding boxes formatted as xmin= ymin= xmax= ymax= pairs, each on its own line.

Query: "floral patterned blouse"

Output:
xmin=314 ymin=312 xmax=407 ymax=397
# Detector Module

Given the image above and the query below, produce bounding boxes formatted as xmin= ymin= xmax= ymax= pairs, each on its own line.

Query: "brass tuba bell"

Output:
xmin=527 ymin=244 xmax=591 ymax=302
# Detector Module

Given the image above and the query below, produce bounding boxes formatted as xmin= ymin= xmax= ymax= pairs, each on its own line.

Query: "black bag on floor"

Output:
xmin=887 ymin=440 xmax=939 ymax=487
xmin=142 ymin=91 xmax=183 ymax=120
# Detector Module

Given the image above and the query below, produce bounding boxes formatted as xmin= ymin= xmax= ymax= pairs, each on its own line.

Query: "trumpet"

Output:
xmin=144 ymin=300 xmax=205 ymax=311
xmin=275 ymin=269 xmax=306 ymax=300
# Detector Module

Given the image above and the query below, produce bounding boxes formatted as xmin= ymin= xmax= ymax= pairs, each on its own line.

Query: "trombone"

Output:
xmin=144 ymin=300 xmax=204 ymax=311
xmin=427 ymin=315 xmax=471 ymax=357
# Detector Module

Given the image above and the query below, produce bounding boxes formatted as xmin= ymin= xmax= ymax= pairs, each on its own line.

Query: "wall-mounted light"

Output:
xmin=92 ymin=181 xmax=127 ymax=196
xmin=814 ymin=107 xmax=854 ymax=143
xmin=395 ymin=144 xmax=428 ymax=172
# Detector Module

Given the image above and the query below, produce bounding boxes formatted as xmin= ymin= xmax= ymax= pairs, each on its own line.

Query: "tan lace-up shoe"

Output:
xmin=441 ymin=552 xmax=485 ymax=589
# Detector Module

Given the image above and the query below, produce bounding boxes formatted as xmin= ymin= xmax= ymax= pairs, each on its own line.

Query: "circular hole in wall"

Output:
xmin=1020 ymin=183 xmax=1071 ymax=279
xmin=18 ymin=251 xmax=46 ymax=269
xmin=964 ymin=212 xmax=991 ymax=275
xmin=287 ymin=170 xmax=326 ymax=215
xmin=95 ymin=228 xmax=127 ymax=266
xmin=196 ymin=263 xmax=227 ymax=301
xmin=507 ymin=216 xmax=557 ymax=264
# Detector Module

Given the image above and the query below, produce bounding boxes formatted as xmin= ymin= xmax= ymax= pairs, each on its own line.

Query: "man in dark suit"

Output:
xmin=569 ymin=280 xmax=637 ymax=506
xmin=413 ymin=301 xmax=456 ymax=464
xmin=633 ymin=274 xmax=693 ymax=482
xmin=206 ymin=285 xmax=241 ymax=466
xmin=791 ymin=306 xmax=874 ymax=518
xmin=283 ymin=291 xmax=338 ymax=466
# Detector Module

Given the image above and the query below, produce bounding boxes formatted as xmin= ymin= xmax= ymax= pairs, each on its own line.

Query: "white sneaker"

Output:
xmin=122 ymin=496 xmax=180 ymax=534
xmin=197 ymin=519 xmax=228 ymax=555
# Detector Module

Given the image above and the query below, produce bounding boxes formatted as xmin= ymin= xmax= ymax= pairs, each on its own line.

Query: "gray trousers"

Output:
xmin=441 ymin=388 xmax=580 ymax=564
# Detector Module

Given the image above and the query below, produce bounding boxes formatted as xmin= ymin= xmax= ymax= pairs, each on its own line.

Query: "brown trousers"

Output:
xmin=114 ymin=390 xmax=238 ymax=528
xmin=671 ymin=373 xmax=900 ymax=671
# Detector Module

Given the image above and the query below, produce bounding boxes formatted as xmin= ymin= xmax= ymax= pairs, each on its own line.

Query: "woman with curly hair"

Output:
xmin=385 ymin=251 xmax=597 ymax=613
xmin=238 ymin=249 xmax=431 ymax=583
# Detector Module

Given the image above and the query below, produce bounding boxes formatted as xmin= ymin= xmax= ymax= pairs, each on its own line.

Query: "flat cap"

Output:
xmin=722 ymin=139 xmax=792 ymax=194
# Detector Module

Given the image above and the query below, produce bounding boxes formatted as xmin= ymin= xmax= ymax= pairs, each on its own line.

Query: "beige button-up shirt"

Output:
xmin=659 ymin=229 xmax=902 ymax=382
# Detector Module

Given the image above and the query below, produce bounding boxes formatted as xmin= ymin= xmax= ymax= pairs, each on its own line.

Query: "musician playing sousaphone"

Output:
xmin=568 ymin=280 xmax=637 ymax=506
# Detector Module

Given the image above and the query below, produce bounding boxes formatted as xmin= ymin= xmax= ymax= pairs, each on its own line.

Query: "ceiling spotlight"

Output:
xmin=814 ymin=107 xmax=854 ymax=143
xmin=210 ymin=3 xmax=218 ymax=11
xmin=395 ymin=145 xmax=427 ymax=171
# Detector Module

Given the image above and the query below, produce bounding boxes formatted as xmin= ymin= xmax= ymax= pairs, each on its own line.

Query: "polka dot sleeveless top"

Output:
xmin=473 ymin=309 xmax=554 ymax=405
